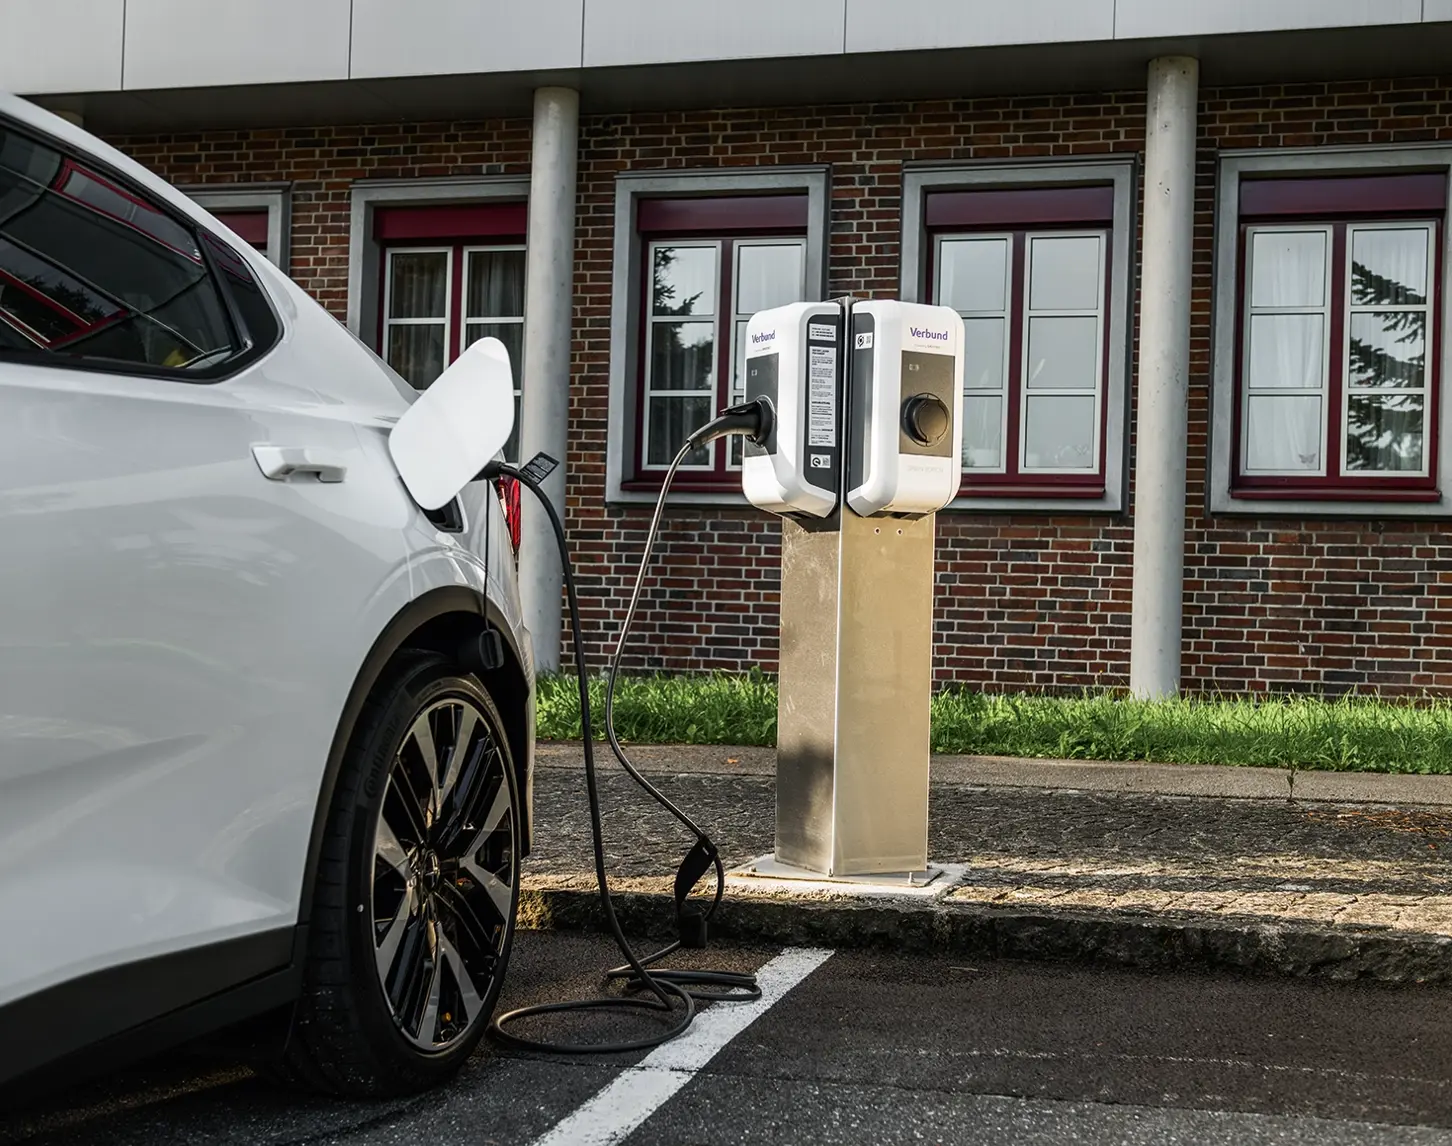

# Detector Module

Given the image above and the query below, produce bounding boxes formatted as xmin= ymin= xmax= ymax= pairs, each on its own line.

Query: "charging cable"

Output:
xmin=484 ymin=399 xmax=775 ymax=1054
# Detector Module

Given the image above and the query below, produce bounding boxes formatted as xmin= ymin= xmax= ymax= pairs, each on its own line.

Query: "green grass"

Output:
xmin=536 ymin=672 xmax=1452 ymax=774
xmin=537 ymin=671 xmax=780 ymax=747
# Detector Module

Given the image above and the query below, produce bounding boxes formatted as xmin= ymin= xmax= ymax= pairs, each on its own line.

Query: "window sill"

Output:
xmin=946 ymin=484 xmax=1123 ymax=515
xmin=1230 ymin=486 xmax=1441 ymax=504
xmin=609 ymin=480 xmax=1126 ymax=513
xmin=609 ymin=483 xmax=751 ymax=508
xmin=960 ymin=483 xmax=1107 ymax=500
xmin=1211 ymin=484 xmax=1452 ymax=518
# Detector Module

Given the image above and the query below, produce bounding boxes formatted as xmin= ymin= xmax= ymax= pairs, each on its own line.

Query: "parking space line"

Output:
xmin=524 ymin=947 xmax=834 ymax=1146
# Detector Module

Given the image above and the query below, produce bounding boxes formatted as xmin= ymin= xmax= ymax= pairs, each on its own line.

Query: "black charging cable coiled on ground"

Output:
xmin=485 ymin=400 xmax=774 ymax=1055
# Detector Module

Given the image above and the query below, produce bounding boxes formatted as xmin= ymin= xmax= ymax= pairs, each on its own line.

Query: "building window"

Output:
xmin=374 ymin=203 xmax=526 ymax=460
xmin=607 ymin=168 xmax=831 ymax=504
xmin=902 ymin=162 xmax=1135 ymax=513
xmin=642 ymin=232 xmax=806 ymax=478
xmin=1232 ymin=177 xmax=1441 ymax=497
xmin=1211 ymin=154 xmax=1452 ymax=518
xmin=631 ymin=197 xmax=808 ymax=489
xmin=933 ymin=200 xmax=1110 ymax=492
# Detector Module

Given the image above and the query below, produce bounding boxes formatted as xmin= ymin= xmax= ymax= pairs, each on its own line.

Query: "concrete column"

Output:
xmin=518 ymin=86 xmax=579 ymax=674
xmin=1130 ymin=57 xmax=1199 ymax=700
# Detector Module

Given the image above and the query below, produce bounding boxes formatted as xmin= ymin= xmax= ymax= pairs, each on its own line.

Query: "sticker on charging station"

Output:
xmin=808 ymin=346 xmax=837 ymax=447
xmin=808 ymin=322 xmax=835 ymax=342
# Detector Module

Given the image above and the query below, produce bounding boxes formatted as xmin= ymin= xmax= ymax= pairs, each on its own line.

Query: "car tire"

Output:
xmin=282 ymin=653 xmax=521 ymax=1097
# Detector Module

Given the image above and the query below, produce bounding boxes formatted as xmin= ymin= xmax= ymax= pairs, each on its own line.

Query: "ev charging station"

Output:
xmin=393 ymin=305 xmax=964 ymax=1053
xmin=738 ymin=298 xmax=964 ymax=881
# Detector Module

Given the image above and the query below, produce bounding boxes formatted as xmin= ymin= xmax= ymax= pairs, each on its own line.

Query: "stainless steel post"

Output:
xmin=775 ymin=510 xmax=935 ymax=876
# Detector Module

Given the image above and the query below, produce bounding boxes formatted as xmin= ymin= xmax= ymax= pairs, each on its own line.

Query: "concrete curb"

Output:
xmin=519 ymin=884 xmax=1452 ymax=986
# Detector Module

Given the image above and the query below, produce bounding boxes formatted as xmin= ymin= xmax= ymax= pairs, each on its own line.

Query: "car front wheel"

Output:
xmin=284 ymin=654 xmax=520 ymax=1097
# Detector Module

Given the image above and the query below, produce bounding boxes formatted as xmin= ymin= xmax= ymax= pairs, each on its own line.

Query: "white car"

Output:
xmin=0 ymin=94 xmax=535 ymax=1097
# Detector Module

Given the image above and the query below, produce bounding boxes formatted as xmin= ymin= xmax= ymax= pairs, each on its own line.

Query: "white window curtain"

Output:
xmin=1242 ymin=228 xmax=1329 ymax=474
xmin=383 ymin=248 xmax=451 ymax=390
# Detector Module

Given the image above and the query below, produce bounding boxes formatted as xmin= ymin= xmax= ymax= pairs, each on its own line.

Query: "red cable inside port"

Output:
xmin=495 ymin=476 xmax=522 ymax=553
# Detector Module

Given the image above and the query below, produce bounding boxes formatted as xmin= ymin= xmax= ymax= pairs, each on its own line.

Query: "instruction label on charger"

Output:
xmin=807 ymin=346 xmax=837 ymax=447
xmin=808 ymin=322 xmax=835 ymax=342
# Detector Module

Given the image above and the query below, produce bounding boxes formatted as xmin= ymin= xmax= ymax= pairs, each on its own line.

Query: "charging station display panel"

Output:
xmin=741 ymin=302 xmax=843 ymax=519
xmin=802 ymin=313 xmax=842 ymax=495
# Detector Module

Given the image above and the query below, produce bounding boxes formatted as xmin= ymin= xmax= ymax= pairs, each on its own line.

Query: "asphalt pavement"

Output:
xmin=5 ymin=930 xmax=1452 ymax=1146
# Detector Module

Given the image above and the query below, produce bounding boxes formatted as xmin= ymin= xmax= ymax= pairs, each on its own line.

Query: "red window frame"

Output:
xmin=625 ymin=194 xmax=809 ymax=493
xmin=927 ymin=185 xmax=1115 ymax=499
xmin=1231 ymin=174 xmax=1445 ymax=503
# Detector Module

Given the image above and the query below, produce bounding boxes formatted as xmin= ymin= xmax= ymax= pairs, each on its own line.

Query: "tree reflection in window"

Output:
xmin=1345 ymin=236 xmax=1430 ymax=473
xmin=646 ymin=244 xmax=716 ymax=466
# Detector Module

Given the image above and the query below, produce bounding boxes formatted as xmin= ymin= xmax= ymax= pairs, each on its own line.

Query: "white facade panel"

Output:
xmin=845 ymin=0 xmax=1113 ymax=53
xmin=584 ymin=0 xmax=845 ymax=67
xmin=0 ymin=0 xmax=124 ymax=94
xmin=1426 ymin=0 xmax=1452 ymax=22
xmin=1115 ymin=0 xmax=1421 ymax=40
xmin=351 ymin=0 xmax=584 ymax=78
xmin=123 ymin=0 xmax=351 ymax=90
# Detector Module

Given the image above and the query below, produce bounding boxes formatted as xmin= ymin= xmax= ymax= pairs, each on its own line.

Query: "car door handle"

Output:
xmin=251 ymin=446 xmax=348 ymax=483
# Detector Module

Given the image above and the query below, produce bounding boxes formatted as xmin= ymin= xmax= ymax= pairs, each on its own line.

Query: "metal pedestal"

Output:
xmin=774 ymin=509 xmax=936 ymax=877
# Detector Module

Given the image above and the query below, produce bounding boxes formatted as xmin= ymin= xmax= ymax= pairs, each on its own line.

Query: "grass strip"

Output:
xmin=536 ymin=672 xmax=1452 ymax=774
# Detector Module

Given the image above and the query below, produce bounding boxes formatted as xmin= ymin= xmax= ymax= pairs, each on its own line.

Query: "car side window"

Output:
xmin=0 ymin=123 xmax=278 ymax=379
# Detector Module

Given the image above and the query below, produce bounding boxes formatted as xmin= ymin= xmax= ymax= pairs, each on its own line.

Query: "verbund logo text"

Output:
xmin=909 ymin=327 xmax=949 ymax=342
xmin=751 ymin=330 xmax=776 ymax=344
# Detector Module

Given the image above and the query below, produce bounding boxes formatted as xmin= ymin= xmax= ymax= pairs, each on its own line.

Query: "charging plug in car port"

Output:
xmin=460 ymin=629 xmax=507 ymax=674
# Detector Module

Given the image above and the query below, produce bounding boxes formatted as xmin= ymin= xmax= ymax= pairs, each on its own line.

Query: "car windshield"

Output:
xmin=0 ymin=128 xmax=235 ymax=369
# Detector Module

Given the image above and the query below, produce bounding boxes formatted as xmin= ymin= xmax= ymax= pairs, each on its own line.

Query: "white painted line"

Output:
xmin=525 ymin=947 xmax=834 ymax=1146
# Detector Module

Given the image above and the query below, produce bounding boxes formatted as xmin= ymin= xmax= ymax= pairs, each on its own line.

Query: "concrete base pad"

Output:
xmin=729 ymin=854 xmax=953 ymax=897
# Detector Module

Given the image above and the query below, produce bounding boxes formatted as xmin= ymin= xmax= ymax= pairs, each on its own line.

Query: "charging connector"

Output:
xmin=685 ymin=397 xmax=774 ymax=453
xmin=482 ymin=422 xmax=763 ymax=1055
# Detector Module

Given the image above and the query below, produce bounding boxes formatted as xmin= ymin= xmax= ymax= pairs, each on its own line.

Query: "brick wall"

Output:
xmin=114 ymin=76 xmax=1452 ymax=696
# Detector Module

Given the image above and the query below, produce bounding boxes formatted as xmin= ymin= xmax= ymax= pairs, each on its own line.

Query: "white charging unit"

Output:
xmin=845 ymin=300 xmax=964 ymax=518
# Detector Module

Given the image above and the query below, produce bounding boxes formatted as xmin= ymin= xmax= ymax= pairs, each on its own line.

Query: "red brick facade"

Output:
xmin=113 ymin=76 xmax=1452 ymax=696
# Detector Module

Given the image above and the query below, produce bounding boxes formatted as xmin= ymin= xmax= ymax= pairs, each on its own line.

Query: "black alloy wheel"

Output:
xmin=284 ymin=656 xmax=520 ymax=1096
xmin=370 ymin=693 xmax=517 ymax=1051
